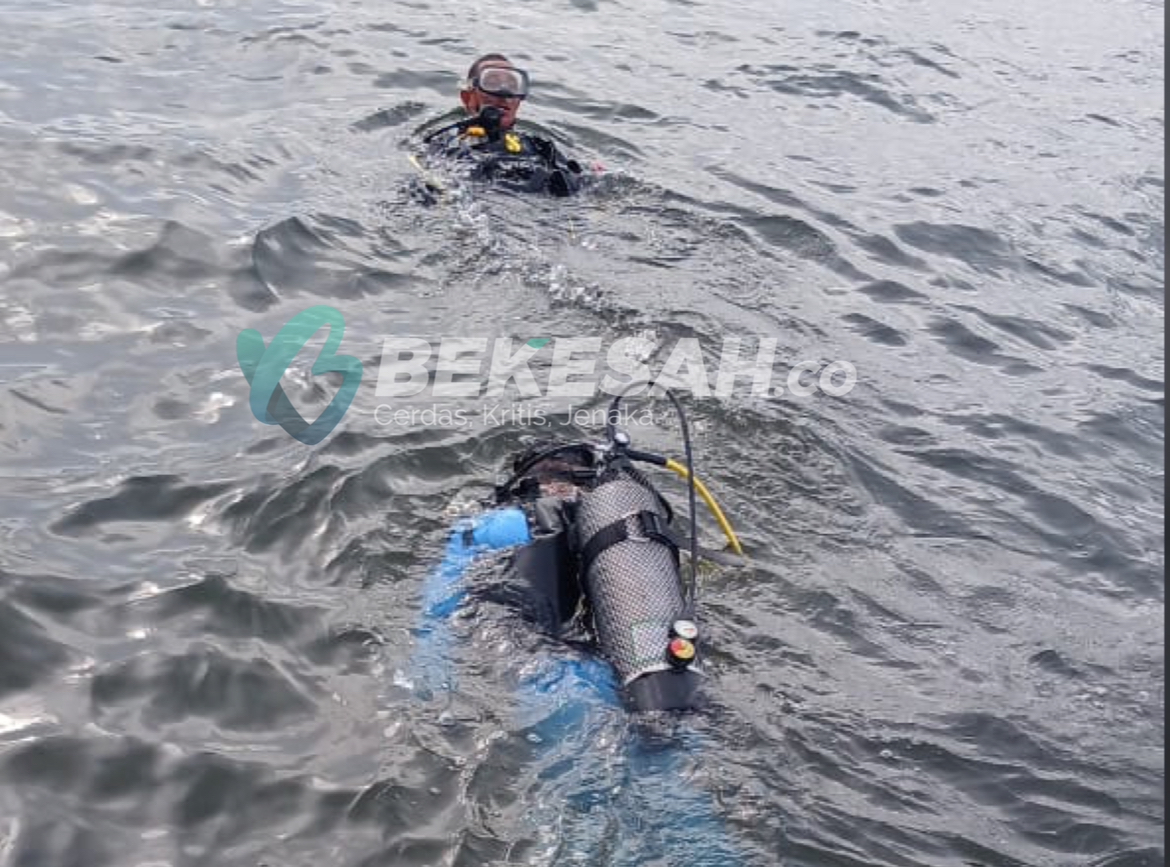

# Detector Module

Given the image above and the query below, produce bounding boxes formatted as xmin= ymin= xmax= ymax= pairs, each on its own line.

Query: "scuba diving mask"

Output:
xmin=469 ymin=66 xmax=530 ymax=100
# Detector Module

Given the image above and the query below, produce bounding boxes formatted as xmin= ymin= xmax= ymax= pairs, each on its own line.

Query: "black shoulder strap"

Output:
xmin=578 ymin=511 xmax=680 ymax=576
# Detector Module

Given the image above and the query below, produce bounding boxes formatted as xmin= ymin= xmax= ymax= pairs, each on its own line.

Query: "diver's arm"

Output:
xmin=407 ymin=507 xmax=531 ymax=699
xmin=524 ymin=134 xmax=602 ymax=197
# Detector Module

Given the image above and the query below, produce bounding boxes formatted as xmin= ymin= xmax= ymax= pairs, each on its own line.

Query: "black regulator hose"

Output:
xmin=479 ymin=106 xmax=504 ymax=142
xmin=606 ymin=383 xmax=700 ymax=613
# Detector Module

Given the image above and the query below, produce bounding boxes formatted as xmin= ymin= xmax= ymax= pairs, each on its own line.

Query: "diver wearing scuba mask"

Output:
xmin=409 ymin=387 xmax=748 ymax=714
xmin=415 ymin=54 xmax=596 ymax=199
xmin=403 ymin=391 xmax=752 ymax=865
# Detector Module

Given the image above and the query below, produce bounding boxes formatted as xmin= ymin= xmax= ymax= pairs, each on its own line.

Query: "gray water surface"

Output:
xmin=0 ymin=1 xmax=1164 ymax=865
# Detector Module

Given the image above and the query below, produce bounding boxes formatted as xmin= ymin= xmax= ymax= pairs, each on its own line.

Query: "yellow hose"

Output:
xmin=664 ymin=459 xmax=745 ymax=557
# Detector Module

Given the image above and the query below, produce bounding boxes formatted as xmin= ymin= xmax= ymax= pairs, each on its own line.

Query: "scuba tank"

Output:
xmin=574 ymin=463 xmax=703 ymax=711
xmin=497 ymin=446 xmax=702 ymax=711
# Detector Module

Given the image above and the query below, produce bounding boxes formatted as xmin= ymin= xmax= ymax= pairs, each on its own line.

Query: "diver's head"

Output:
xmin=461 ymin=53 xmax=528 ymax=130
xmin=510 ymin=439 xmax=597 ymax=499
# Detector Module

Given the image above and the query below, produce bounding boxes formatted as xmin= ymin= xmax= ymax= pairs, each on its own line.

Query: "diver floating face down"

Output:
xmin=459 ymin=54 xmax=528 ymax=131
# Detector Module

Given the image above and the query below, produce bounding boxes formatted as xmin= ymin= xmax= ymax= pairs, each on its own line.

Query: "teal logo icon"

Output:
xmin=236 ymin=306 xmax=363 ymax=445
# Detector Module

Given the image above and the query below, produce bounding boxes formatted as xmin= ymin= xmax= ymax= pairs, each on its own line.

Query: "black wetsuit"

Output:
xmin=418 ymin=110 xmax=588 ymax=199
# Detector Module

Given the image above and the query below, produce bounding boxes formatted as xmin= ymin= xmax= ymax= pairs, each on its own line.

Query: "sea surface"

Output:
xmin=0 ymin=1 xmax=1164 ymax=865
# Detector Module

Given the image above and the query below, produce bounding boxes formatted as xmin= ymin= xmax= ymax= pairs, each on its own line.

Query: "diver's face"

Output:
xmin=461 ymin=62 xmax=523 ymax=129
